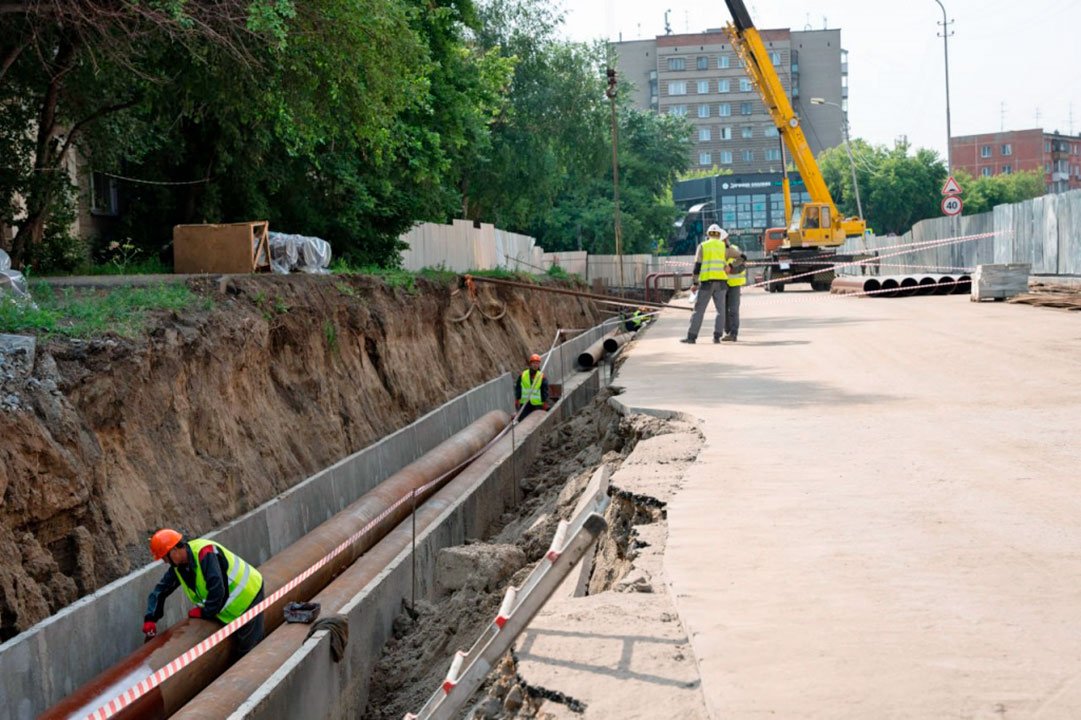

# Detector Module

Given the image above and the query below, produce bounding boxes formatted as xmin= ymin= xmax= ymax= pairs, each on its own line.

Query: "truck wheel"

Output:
xmin=810 ymin=280 xmax=831 ymax=292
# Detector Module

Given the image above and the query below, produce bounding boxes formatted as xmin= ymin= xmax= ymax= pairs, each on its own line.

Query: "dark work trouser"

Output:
xmin=724 ymin=285 xmax=742 ymax=338
xmin=234 ymin=585 xmax=265 ymax=658
xmin=687 ymin=280 xmax=727 ymax=340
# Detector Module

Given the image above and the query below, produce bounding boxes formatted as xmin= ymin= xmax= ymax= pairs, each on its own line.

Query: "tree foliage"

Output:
xmin=0 ymin=0 xmax=691 ymax=270
xmin=818 ymin=140 xmax=1047 ymax=236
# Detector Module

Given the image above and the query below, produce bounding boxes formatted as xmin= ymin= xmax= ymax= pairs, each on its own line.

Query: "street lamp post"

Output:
xmin=811 ymin=97 xmax=863 ymax=221
xmin=933 ymin=0 xmax=954 ymax=172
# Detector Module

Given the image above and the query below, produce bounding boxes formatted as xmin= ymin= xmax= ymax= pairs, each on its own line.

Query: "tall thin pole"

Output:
xmin=842 ymin=117 xmax=863 ymax=220
xmin=606 ymin=64 xmax=625 ymax=295
xmin=934 ymin=0 xmax=954 ymax=173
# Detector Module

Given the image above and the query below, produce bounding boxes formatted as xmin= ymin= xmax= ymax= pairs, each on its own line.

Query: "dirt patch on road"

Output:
xmin=0 ymin=274 xmax=598 ymax=639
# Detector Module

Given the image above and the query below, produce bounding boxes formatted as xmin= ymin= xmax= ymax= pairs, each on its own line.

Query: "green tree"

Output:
xmin=951 ymin=169 xmax=1045 ymax=215
xmin=818 ymin=140 xmax=947 ymax=235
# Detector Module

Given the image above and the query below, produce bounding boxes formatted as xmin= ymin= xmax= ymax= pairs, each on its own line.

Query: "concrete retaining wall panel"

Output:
xmin=1059 ymin=192 xmax=1081 ymax=275
xmin=1043 ymin=195 xmax=1061 ymax=274
xmin=993 ymin=204 xmax=1014 ymax=264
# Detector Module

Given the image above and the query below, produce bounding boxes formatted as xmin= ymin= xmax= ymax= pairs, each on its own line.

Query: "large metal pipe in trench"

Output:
xmin=603 ymin=332 xmax=633 ymax=353
xmin=42 ymin=411 xmax=510 ymax=720
xmin=171 ymin=410 xmax=547 ymax=719
xmin=577 ymin=331 xmax=616 ymax=369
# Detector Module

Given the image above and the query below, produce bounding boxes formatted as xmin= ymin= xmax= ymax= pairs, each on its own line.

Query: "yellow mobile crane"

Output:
xmin=724 ymin=0 xmax=873 ymax=291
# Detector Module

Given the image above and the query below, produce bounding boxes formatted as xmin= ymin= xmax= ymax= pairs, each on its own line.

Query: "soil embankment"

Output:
xmin=0 ymin=274 xmax=600 ymax=640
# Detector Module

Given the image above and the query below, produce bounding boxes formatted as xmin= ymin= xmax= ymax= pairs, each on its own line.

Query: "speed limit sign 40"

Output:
xmin=941 ymin=195 xmax=963 ymax=216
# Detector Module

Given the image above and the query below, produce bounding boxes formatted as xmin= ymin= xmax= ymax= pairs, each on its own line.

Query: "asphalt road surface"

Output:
xmin=617 ymin=287 xmax=1081 ymax=719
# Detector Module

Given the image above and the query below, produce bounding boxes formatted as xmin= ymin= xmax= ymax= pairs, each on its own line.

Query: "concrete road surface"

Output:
xmin=616 ymin=287 xmax=1081 ymax=719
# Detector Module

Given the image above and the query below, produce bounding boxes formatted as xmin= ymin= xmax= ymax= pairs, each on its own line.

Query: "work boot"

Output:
xmin=713 ymin=334 xmax=721 ymax=344
xmin=721 ymin=334 xmax=737 ymax=342
xmin=680 ymin=336 xmax=696 ymax=344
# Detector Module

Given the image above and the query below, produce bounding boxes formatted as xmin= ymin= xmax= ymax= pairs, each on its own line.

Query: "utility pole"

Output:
xmin=606 ymin=64 xmax=625 ymax=295
xmin=933 ymin=0 xmax=954 ymax=173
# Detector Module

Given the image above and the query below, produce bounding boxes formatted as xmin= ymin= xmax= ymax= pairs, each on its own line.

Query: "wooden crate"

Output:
xmin=173 ymin=221 xmax=270 ymax=274
xmin=971 ymin=263 xmax=1031 ymax=302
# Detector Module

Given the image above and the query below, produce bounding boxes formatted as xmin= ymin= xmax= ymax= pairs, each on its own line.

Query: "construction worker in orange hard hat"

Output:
xmin=143 ymin=529 xmax=266 ymax=658
xmin=514 ymin=353 xmax=549 ymax=418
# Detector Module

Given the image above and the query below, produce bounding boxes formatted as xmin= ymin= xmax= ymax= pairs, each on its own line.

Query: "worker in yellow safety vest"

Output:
xmin=721 ymin=243 xmax=747 ymax=342
xmin=682 ymin=224 xmax=729 ymax=344
xmin=514 ymin=353 xmax=549 ymax=418
xmin=143 ymin=529 xmax=266 ymax=657
xmin=624 ymin=307 xmax=649 ymax=332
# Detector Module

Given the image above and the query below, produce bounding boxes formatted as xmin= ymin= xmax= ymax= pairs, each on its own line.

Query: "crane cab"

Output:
xmin=786 ymin=202 xmax=844 ymax=249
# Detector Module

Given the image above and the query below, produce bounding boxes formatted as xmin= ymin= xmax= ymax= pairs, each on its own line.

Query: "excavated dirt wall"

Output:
xmin=0 ymin=274 xmax=600 ymax=640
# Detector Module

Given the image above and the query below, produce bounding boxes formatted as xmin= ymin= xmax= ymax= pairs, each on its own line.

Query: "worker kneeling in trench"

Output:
xmin=143 ymin=528 xmax=266 ymax=657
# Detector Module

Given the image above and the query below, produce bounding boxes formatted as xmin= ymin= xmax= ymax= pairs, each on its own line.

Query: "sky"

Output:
xmin=556 ymin=0 xmax=1081 ymax=160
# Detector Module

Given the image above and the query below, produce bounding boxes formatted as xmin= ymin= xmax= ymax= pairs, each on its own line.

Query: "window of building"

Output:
xmin=699 ymin=152 xmax=712 ymax=166
xmin=741 ymin=126 xmax=753 ymax=139
xmin=765 ymin=148 xmax=782 ymax=162
xmin=1001 ymin=143 xmax=1012 ymax=156
xmin=696 ymin=56 xmax=709 ymax=71
xmin=770 ymin=51 xmax=781 ymax=66
xmin=1046 ymin=161 xmax=1052 ymax=172
xmin=1002 ymin=164 xmax=1012 ymax=174
xmin=764 ymin=125 xmax=779 ymax=138
xmin=742 ymin=149 xmax=755 ymax=162
xmin=668 ymin=81 xmax=687 ymax=96
xmin=668 ymin=57 xmax=686 ymax=71
xmin=981 ymin=167 xmax=992 ymax=177
xmin=1045 ymin=141 xmax=1052 ymax=152
xmin=90 ymin=172 xmax=119 ymax=216
xmin=752 ymin=194 xmax=768 ymax=227
xmin=668 ymin=104 xmax=688 ymax=116
xmin=720 ymin=150 xmax=734 ymax=164
xmin=718 ymin=55 xmax=730 ymax=69
xmin=718 ymin=79 xmax=731 ymax=93
xmin=719 ymin=103 xmax=732 ymax=117
xmin=721 ymin=196 xmax=736 ymax=226
xmin=740 ymin=78 xmax=753 ymax=92
xmin=699 ymin=127 xmax=712 ymax=142
xmin=980 ymin=145 xmax=992 ymax=158
xmin=740 ymin=102 xmax=753 ymax=115
xmin=698 ymin=104 xmax=710 ymax=118
xmin=697 ymin=80 xmax=710 ymax=94
xmin=720 ymin=126 xmax=732 ymax=140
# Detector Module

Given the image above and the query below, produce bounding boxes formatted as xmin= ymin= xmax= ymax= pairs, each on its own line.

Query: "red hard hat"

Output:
xmin=150 ymin=528 xmax=182 ymax=560
xmin=529 ymin=353 xmax=541 ymax=363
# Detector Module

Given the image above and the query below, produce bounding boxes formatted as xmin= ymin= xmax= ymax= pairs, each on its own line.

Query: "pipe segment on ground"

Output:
xmin=603 ymin=332 xmax=633 ymax=353
xmin=879 ymin=278 xmax=901 ymax=298
xmin=171 ymin=410 xmax=548 ymax=719
xmin=953 ymin=275 xmax=972 ymax=295
xmin=42 ymin=411 xmax=511 ymax=720
xmin=577 ymin=331 xmax=617 ymax=369
xmin=935 ymin=276 xmax=955 ymax=295
xmin=898 ymin=277 xmax=919 ymax=297
xmin=830 ymin=277 xmax=880 ymax=294
xmin=916 ymin=276 xmax=939 ymax=295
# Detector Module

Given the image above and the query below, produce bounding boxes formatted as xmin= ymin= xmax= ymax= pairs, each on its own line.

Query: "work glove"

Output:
xmin=188 ymin=607 xmax=203 ymax=619
xmin=514 ymin=400 xmax=520 ymax=409
xmin=542 ymin=402 xmax=549 ymax=411
xmin=142 ymin=621 xmax=157 ymax=639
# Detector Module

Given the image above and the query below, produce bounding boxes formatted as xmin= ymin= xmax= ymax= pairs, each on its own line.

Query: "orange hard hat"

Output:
xmin=150 ymin=528 xmax=182 ymax=560
xmin=529 ymin=353 xmax=542 ymax=363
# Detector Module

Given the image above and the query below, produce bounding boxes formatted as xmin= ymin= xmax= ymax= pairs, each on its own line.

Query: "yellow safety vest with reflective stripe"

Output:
xmin=520 ymin=369 xmax=544 ymax=406
xmin=177 ymin=539 xmax=262 ymax=624
xmin=726 ymin=258 xmax=747 ymax=287
xmin=699 ymin=238 xmax=729 ymax=282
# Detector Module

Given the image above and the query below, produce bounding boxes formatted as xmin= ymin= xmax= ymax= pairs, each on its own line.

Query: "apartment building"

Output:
xmin=950 ymin=128 xmax=1081 ymax=193
xmin=613 ymin=27 xmax=847 ymax=173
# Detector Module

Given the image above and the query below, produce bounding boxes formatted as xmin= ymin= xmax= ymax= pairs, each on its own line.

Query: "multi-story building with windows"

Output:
xmin=614 ymin=27 xmax=847 ymax=173
xmin=949 ymin=128 xmax=1081 ymax=193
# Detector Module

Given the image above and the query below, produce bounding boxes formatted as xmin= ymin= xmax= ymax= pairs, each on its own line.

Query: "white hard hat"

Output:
xmin=706 ymin=223 xmax=722 ymax=235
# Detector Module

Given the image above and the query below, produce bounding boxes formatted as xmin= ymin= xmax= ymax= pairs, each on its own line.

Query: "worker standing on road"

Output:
xmin=143 ymin=529 xmax=266 ymax=658
xmin=682 ymin=224 xmax=729 ymax=344
xmin=514 ymin=353 xmax=549 ymax=418
xmin=722 ymin=244 xmax=747 ymax=342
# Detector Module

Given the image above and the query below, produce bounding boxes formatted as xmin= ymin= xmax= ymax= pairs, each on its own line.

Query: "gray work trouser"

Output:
xmin=687 ymin=280 xmax=727 ymax=339
xmin=724 ymin=284 xmax=741 ymax=338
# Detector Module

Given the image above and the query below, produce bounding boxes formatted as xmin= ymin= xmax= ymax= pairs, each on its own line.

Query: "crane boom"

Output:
xmin=722 ymin=0 xmax=865 ymax=247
